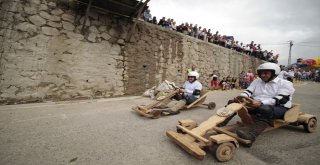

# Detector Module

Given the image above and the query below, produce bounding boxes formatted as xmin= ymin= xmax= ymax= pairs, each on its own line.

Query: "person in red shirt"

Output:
xmin=211 ymin=75 xmax=219 ymax=90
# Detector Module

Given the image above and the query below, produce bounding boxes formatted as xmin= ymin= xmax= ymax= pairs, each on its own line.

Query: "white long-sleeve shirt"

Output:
xmin=278 ymin=70 xmax=291 ymax=79
xmin=240 ymin=77 xmax=295 ymax=108
xmin=183 ymin=80 xmax=202 ymax=98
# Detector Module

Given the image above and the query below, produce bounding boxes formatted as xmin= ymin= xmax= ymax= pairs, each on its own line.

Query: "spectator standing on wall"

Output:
xmin=192 ymin=24 xmax=198 ymax=38
xmin=207 ymin=29 xmax=212 ymax=42
xmin=212 ymin=31 xmax=219 ymax=44
xmin=197 ymin=26 xmax=202 ymax=38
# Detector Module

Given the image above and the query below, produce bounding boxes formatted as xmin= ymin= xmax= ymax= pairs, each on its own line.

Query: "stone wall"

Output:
xmin=0 ymin=0 xmax=262 ymax=104
xmin=124 ymin=22 xmax=261 ymax=95
xmin=0 ymin=0 xmax=127 ymax=103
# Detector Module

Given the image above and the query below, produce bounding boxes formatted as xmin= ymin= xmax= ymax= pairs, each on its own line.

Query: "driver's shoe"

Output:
xmin=236 ymin=121 xmax=268 ymax=145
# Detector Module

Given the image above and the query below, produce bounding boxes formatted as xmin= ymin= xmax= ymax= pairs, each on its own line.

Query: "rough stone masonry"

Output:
xmin=0 ymin=0 xmax=262 ymax=104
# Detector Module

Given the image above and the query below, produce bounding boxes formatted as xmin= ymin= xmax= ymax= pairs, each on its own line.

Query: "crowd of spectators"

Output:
xmin=141 ymin=9 xmax=280 ymax=64
xmin=280 ymin=65 xmax=320 ymax=82
xmin=210 ymin=71 xmax=256 ymax=91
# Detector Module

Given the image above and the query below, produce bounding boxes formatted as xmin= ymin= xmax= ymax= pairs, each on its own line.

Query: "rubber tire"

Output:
xmin=212 ymin=142 xmax=236 ymax=162
xmin=208 ymin=102 xmax=216 ymax=110
xmin=303 ymin=118 xmax=317 ymax=133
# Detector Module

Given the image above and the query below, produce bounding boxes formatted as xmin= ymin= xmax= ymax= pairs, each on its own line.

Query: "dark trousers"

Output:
xmin=227 ymin=100 xmax=289 ymax=123
xmin=249 ymin=105 xmax=289 ymax=123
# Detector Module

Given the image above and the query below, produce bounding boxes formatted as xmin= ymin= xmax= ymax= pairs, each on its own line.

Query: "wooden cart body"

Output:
xmin=132 ymin=90 xmax=215 ymax=119
xmin=166 ymin=102 xmax=317 ymax=161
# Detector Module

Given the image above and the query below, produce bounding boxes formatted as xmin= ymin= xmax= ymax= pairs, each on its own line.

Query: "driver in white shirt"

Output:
xmin=222 ymin=63 xmax=295 ymax=145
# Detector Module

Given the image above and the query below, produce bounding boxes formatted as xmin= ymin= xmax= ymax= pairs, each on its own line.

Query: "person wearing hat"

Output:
xmin=220 ymin=62 xmax=295 ymax=146
xmin=152 ymin=71 xmax=202 ymax=115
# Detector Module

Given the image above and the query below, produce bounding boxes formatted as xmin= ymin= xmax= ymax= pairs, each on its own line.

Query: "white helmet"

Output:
xmin=256 ymin=62 xmax=280 ymax=75
xmin=213 ymin=75 xmax=218 ymax=77
xmin=188 ymin=71 xmax=199 ymax=79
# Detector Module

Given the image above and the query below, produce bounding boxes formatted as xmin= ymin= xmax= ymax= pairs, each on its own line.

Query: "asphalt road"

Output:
xmin=0 ymin=82 xmax=319 ymax=165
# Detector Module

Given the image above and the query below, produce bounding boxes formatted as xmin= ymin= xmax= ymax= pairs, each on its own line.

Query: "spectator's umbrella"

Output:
xmin=311 ymin=57 xmax=320 ymax=67
xmin=301 ymin=59 xmax=316 ymax=66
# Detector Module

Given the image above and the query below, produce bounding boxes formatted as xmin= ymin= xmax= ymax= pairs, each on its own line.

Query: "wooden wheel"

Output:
xmin=304 ymin=118 xmax=317 ymax=133
xmin=208 ymin=102 xmax=216 ymax=110
xmin=212 ymin=142 xmax=236 ymax=162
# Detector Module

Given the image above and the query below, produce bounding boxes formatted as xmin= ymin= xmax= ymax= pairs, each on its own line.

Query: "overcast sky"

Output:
xmin=148 ymin=0 xmax=320 ymax=66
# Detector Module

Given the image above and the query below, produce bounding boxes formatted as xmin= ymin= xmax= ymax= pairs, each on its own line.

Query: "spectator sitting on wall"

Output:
xmin=158 ymin=17 xmax=166 ymax=26
xmin=251 ymin=44 xmax=257 ymax=57
xmin=266 ymin=50 xmax=273 ymax=61
xmin=197 ymin=26 xmax=202 ymax=38
xmin=182 ymin=22 xmax=189 ymax=35
xmin=262 ymin=50 xmax=268 ymax=61
xmin=163 ymin=18 xmax=172 ymax=29
xmin=256 ymin=44 xmax=263 ymax=59
xmin=199 ymin=28 xmax=207 ymax=41
xmin=218 ymin=35 xmax=226 ymax=47
xmin=225 ymin=39 xmax=232 ymax=49
xmin=244 ymin=44 xmax=251 ymax=55
xmin=237 ymin=42 xmax=244 ymax=53
xmin=270 ymin=54 xmax=279 ymax=63
xmin=151 ymin=16 xmax=157 ymax=24
xmin=172 ymin=21 xmax=177 ymax=31
xmin=176 ymin=23 xmax=184 ymax=33
xmin=231 ymin=41 xmax=238 ymax=50
xmin=143 ymin=9 xmax=152 ymax=22
xmin=187 ymin=23 xmax=193 ymax=36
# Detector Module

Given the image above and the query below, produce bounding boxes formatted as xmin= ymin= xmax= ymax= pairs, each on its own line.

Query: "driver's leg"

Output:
xmin=273 ymin=106 xmax=289 ymax=119
xmin=163 ymin=100 xmax=186 ymax=115
xmin=236 ymin=105 xmax=272 ymax=144
xmin=156 ymin=98 xmax=171 ymax=109
xmin=164 ymin=95 xmax=197 ymax=115
xmin=156 ymin=91 xmax=181 ymax=109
